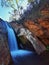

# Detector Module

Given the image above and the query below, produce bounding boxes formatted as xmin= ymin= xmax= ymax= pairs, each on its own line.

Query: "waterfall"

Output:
xmin=6 ymin=22 xmax=18 ymax=52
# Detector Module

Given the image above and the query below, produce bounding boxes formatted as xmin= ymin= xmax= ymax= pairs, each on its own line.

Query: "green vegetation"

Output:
xmin=46 ymin=45 xmax=49 ymax=51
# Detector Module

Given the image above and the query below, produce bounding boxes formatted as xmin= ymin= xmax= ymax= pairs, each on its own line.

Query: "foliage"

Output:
xmin=0 ymin=0 xmax=39 ymax=21
xmin=1 ymin=0 xmax=35 ymax=7
xmin=1 ymin=0 xmax=18 ymax=9
xmin=28 ymin=0 xmax=35 ymax=3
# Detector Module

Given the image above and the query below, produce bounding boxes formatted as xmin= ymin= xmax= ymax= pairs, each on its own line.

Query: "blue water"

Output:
xmin=5 ymin=22 xmax=35 ymax=65
xmin=3 ymin=21 xmax=42 ymax=65
xmin=6 ymin=22 xmax=18 ymax=52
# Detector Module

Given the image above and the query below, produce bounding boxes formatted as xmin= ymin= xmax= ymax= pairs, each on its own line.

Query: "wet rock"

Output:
xmin=0 ymin=18 xmax=12 ymax=65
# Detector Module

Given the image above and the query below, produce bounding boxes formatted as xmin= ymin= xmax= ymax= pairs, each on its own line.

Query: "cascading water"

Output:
xmin=5 ymin=22 xmax=18 ymax=52
xmin=1 ymin=19 xmax=45 ymax=65
xmin=5 ymin=22 xmax=33 ymax=64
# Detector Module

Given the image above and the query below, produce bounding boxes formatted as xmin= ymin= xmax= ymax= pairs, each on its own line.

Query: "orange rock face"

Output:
xmin=24 ymin=3 xmax=49 ymax=46
xmin=24 ymin=19 xmax=49 ymax=45
xmin=41 ymin=10 xmax=49 ymax=16
xmin=24 ymin=20 xmax=44 ymax=36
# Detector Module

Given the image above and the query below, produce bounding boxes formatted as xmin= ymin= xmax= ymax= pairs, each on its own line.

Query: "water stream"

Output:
xmin=6 ymin=22 xmax=18 ymax=52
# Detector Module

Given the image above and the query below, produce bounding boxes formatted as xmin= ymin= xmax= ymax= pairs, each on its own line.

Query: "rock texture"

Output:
xmin=0 ymin=19 xmax=13 ymax=65
xmin=9 ymin=0 xmax=49 ymax=52
xmin=23 ymin=1 xmax=49 ymax=49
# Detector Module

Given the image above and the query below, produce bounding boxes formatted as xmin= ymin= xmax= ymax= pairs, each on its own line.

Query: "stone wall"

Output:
xmin=0 ymin=19 xmax=12 ymax=65
xmin=24 ymin=19 xmax=49 ymax=46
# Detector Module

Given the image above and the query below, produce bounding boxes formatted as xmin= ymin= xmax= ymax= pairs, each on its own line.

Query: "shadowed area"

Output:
xmin=0 ymin=18 xmax=49 ymax=65
xmin=0 ymin=0 xmax=49 ymax=64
